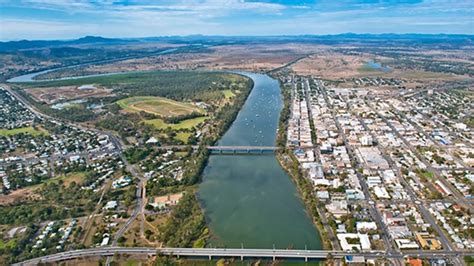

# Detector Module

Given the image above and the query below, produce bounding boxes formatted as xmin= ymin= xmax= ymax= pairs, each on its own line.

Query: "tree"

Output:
xmin=117 ymin=236 xmax=126 ymax=245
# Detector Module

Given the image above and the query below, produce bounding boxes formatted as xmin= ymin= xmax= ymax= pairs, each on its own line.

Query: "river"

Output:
xmin=8 ymin=67 xmax=322 ymax=250
xmin=199 ymin=72 xmax=322 ymax=249
xmin=6 ymin=48 xmax=178 ymax=83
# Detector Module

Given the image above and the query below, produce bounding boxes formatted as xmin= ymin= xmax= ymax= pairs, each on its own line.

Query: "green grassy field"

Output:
xmin=222 ymin=89 xmax=235 ymax=99
xmin=175 ymin=132 xmax=192 ymax=143
xmin=0 ymin=239 xmax=17 ymax=250
xmin=0 ymin=127 xmax=47 ymax=136
xmin=145 ymin=116 xmax=208 ymax=130
xmin=117 ymin=96 xmax=204 ymax=117
xmin=420 ymin=170 xmax=435 ymax=180
xmin=46 ymin=172 xmax=86 ymax=186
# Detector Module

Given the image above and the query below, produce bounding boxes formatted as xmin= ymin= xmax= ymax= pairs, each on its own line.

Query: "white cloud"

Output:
xmin=0 ymin=18 xmax=99 ymax=40
xmin=7 ymin=0 xmax=287 ymax=16
xmin=0 ymin=0 xmax=472 ymax=40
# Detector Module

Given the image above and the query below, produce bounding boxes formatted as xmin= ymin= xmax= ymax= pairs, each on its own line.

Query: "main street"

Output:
xmin=364 ymin=97 xmax=474 ymax=212
xmin=350 ymin=97 xmax=463 ymax=265
xmin=384 ymin=100 xmax=474 ymax=210
xmin=315 ymin=81 xmax=403 ymax=266
xmin=361 ymin=96 xmax=472 ymax=266
xmin=301 ymin=79 xmax=341 ymax=251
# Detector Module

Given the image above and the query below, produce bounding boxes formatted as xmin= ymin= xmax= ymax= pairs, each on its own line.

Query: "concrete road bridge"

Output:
xmin=153 ymin=145 xmax=316 ymax=153
xmin=207 ymin=145 xmax=280 ymax=153
xmin=14 ymin=247 xmax=474 ymax=265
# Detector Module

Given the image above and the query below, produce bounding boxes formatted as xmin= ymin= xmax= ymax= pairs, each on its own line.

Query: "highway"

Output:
xmin=14 ymin=247 xmax=474 ymax=265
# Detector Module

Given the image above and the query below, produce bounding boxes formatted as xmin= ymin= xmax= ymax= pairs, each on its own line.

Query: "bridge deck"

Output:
xmin=14 ymin=247 xmax=474 ymax=265
xmin=208 ymin=146 xmax=279 ymax=151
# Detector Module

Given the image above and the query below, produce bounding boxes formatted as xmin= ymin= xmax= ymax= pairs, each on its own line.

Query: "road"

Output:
xmin=362 ymin=97 xmax=468 ymax=265
xmin=317 ymin=83 xmax=397 ymax=259
xmin=14 ymin=247 xmax=474 ymax=265
xmin=354 ymin=99 xmax=454 ymax=250
xmin=385 ymin=101 xmax=474 ymax=211
xmin=4 ymin=78 xmax=472 ymax=266
xmin=301 ymin=78 xmax=341 ymax=251
xmin=1 ymin=85 xmax=143 ymax=264
xmin=0 ymin=149 xmax=118 ymax=167
xmin=364 ymin=97 xmax=473 ymax=211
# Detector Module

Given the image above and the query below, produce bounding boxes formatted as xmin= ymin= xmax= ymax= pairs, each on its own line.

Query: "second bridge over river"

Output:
xmin=150 ymin=145 xmax=283 ymax=153
xmin=151 ymin=145 xmax=316 ymax=154
xmin=208 ymin=145 xmax=279 ymax=153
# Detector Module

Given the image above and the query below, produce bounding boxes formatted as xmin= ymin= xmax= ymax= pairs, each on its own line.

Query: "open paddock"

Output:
xmin=24 ymin=85 xmax=113 ymax=104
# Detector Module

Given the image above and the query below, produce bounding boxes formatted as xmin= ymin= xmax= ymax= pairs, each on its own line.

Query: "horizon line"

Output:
xmin=2 ymin=32 xmax=474 ymax=43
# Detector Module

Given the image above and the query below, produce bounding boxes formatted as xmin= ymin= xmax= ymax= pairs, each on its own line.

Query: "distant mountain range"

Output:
xmin=0 ymin=36 xmax=135 ymax=52
xmin=1 ymin=33 xmax=473 ymax=52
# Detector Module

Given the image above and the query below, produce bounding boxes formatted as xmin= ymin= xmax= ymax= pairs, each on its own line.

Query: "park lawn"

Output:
xmin=222 ymin=89 xmax=236 ymax=99
xmin=124 ymin=259 xmax=143 ymax=266
xmin=175 ymin=132 xmax=192 ymax=143
xmin=420 ymin=170 xmax=435 ymax=180
xmin=175 ymin=151 xmax=189 ymax=157
xmin=0 ymin=126 xmax=48 ymax=137
xmin=0 ymin=239 xmax=17 ymax=250
xmin=144 ymin=116 xmax=208 ymax=130
xmin=116 ymin=96 xmax=204 ymax=117
xmin=19 ymin=172 xmax=88 ymax=198
xmin=56 ymin=172 xmax=87 ymax=186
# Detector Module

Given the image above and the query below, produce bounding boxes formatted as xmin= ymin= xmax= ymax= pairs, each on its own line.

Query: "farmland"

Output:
xmin=117 ymin=96 xmax=205 ymax=117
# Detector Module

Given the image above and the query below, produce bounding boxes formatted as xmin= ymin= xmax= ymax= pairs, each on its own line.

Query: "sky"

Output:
xmin=0 ymin=0 xmax=473 ymax=41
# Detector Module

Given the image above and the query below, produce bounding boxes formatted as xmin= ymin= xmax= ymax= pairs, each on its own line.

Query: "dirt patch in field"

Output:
xmin=40 ymin=43 xmax=329 ymax=77
xmin=291 ymin=52 xmax=372 ymax=78
xmin=0 ymin=186 xmax=40 ymax=205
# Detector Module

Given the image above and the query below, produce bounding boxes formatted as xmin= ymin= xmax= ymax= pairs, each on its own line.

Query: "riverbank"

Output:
xmin=158 ymin=73 xmax=254 ymax=248
xmin=276 ymin=152 xmax=331 ymax=250
xmin=198 ymin=73 xmax=321 ymax=249
xmin=166 ymin=72 xmax=256 ymax=248
xmin=6 ymin=66 xmax=256 ymax=250
xmin=274 ymin=78 xmax=332 ymax=250
xmin=6 ymin=66 xmax=322 ymax=251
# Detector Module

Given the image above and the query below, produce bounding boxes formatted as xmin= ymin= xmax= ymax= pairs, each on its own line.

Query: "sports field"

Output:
xmin=117 ymin=96 xmax=205 ymax=117
xmin=144 ymin=116 xmax=208 ymax=130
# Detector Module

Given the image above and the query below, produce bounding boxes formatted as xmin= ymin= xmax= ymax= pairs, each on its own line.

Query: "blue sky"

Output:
xmin=0 ymin=0 xmax=473 ymax=40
